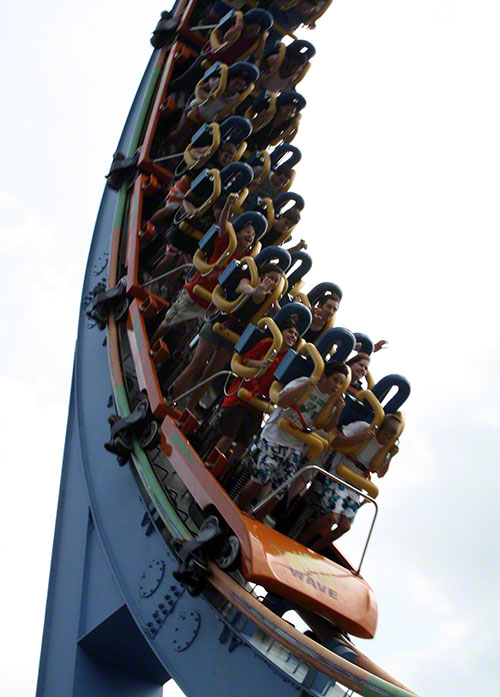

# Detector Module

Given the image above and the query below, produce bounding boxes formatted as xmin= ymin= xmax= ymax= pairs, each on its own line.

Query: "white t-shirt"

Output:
xmin=261 ymin=377 xmax=331 ymax=449
xmin=330 ymin=421 xmax=388 ymax=476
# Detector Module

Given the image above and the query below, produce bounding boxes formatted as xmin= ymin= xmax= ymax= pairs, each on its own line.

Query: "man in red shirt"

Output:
xmin=151 ymin=193 xmax=262 ymax=345
xmin=213 ymin=320 xmax=299 ymax=462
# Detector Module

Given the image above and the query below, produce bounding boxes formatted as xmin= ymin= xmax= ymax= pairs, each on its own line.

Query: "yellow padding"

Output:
xmin=217 ymin=83 xmax=257 ymax=122
xmin=332 ymin=390 xmax=385 ymax=455
xmin=192 ymin=285 xmax=213 ymax=304
xmin=186 ymin=168 xmax=222 ymax=222
xmin=193 ymin=220 xmax=237 ymax=275
xmin=250 ymin=275 xmax=285 ymax=322
xmin=336 ymin=464 xmax=379 ymax=499
xmin=314 ymin=369 xmax=352 ymax=429
xmin=270 ymin=114 xmax=301 ymax=146
xmin=212 ymin=256 xmax=259 ymax=313
xmin=295 ymin=343 xmax=325 ymax=406
xmin=183 ymin=123 xmax=220 ymax=170
xmin=230 ymin=316 xmax=282 ymax=378
xmin=210 ymin=11 xmax=244 ymax=52
xmin=244 ymin=93 xmax=277 ymax=133
xmin=195 ymin=64 xmax=228 ymax=105
xmin=212 ymin=323 xmax=240 ymax=345
xmin=237 ymin=388 xmax=275 ymax=414
xmin=278 ymin=419 xmax=325 ymax=459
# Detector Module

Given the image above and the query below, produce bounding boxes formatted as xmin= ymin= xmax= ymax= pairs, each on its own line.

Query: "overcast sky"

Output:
xmin=1 ymin=2 xmax=499 ymax=696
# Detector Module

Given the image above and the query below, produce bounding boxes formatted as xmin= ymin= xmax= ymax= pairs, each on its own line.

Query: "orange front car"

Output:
xmin=161 ymin=417 xmax=378 ymax=639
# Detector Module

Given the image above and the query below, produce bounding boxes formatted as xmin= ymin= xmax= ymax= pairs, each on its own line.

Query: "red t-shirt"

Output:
xmin=185 ymin=231 xmax=239 ymax=308
xmin=222 ymin=338 xmax=289 ymax=413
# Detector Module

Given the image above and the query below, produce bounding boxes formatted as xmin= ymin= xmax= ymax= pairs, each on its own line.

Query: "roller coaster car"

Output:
xmin=160 ymin=413 xmax=378 ymax=638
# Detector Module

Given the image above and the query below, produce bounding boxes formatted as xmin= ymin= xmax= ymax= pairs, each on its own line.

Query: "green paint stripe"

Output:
xmin=361 ymin=674 xmax=418 ymax=697
xmin=128 ymin=62 xmax=163 ymax=156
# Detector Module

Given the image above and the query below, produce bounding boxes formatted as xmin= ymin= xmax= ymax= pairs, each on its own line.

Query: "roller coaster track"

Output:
xmin=36 ymin=3 xmax=420 ymax=696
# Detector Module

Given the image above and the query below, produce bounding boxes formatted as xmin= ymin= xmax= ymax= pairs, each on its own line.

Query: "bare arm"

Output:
xmin=323 ymin=396 xmax=345 ymax=433
xmin=331 ymin=427 xmax=376 ymax=449
xmin=217 ymin=192 xmax=238 ymax=238
xmin=277 ymin=375 xmax=318 ymax=408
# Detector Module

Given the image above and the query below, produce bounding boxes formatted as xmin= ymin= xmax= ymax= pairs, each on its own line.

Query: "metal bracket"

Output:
xmin=104 ymin=398 xmax=159 ymax=465
xmin=172 ymin=516 xmax=224 ymax=595
xmin=106 ymin=150 xmax=139 ymax=190
xmin=86 ymin=276 xmax=128 ymax=329
xmin=151 ymin=10 xmax=180 ymax=48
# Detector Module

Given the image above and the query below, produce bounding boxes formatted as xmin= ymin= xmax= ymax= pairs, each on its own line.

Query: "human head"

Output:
xmin=273 ymin=206 xmax=300 ymax=233
xmin=316 ymin=293 xmax=340 ymax=322
xmin=280 ymin=53 xmax=306 ymax=78
xmin=276 ymin=101 xmax=298 ymax=120
xmin=297 ymin=0 xmax=321 ymax=16
xmin=217 ymin=141 xmax=238 ymax=168
xmin=346 ymin=352 xmax=371 ymax=383
xmin=376 ymin=414 xmax=402 ymax=444
xmin=319 ymin=361 xmax=349 ymax=394
xmin=236 ymin=222 xmax=256 ymax=248
xmin=227 ymin=75 xmax=246 ymax=94
xmin=242 ymin=9 xmax=273 ymax=38
xmin=281 ymin=319 xmax=299 ymax=347
xmin=270 ymin=166 xmax=293 ymax=190
xmin=259 ymin=262 xmax=283 ymax=289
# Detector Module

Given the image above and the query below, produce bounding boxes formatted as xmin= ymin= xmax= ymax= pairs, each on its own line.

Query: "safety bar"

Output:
xmin=248 ymin=464 xmax=378 ymax=575
xmin=142 ymin=263 xmax=194 ymax=288
xmin=169 ymin=369 xmax=236 ymax=404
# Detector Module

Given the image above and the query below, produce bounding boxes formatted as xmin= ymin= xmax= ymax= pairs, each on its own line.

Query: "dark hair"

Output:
xmin=346 ymin=352 xmax=370 ymax=367
xmin=259 ymin=262 xmax=284 ymax=278
xmin=317 ymin=292 xmax=340 ymax=307
xmin=220 ymin=141 xmax=238 ymax=152
xmin=381 ymin=413 xmax=402 ymax=427
xmin=281 ymin=207 xmax=300 ymax=224
xmin=323 ymin=361 xmax=349 ymax=378
xmin=281 ymin=318 xmax=299 ymax=332
xmin=274 ymin=165 xmax=293 ymax=179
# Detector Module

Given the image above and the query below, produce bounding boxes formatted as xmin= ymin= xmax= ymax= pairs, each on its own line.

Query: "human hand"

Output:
xmin=362 ymin=429 xmax=376 ymax=442
xmin=335 ymin=396 xmax=345 ymax=410
xmin=254 ymin=358 xmax=273 ymax=370
xmin=308 ymin=374 xmax=320 ymax=387
xmin=389 ymin=444 xmax=399 ymax=457
xmin=227 ymin=192 xmax=239 ymax=207
xmin=257 ymin=277 xmax=275 ymax=295
xmin=374 ymin=340 xmax=388 ymax=352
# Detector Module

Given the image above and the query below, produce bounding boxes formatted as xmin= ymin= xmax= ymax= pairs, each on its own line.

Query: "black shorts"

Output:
xmin=219 ymin=405 xmax=262 ymax=448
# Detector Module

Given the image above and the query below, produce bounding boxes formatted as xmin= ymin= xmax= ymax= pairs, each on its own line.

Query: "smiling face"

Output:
xmin=217 ymin=143 xmax=237 ymax=168
xmin=237 ymin=223 xmax=256 ymax=247
xmin=350 ymin=357 xmax=370 ymax=383
xmin=261 ymin=270 xmax=281 ymax=291
xmin=282 ymin=325 xmax=299 ymax=347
